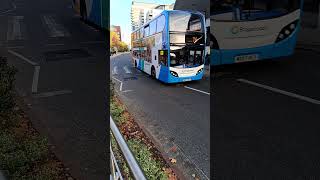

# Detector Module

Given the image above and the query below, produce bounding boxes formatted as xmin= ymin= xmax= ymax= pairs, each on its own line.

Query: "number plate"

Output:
xmin=235 ymin=54 xmax=258 ymax=63
xmin=183 ymin=78 xmax=192 ymax=82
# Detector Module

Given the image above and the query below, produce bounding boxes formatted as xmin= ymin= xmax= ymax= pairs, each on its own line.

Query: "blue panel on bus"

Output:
xmin=138 ymin=59 xmax=144 ymax=71
xmin=158 ymin=66 xmax=169 ymax=82
xmin=211 ymin=30 xmax=298 ymax=65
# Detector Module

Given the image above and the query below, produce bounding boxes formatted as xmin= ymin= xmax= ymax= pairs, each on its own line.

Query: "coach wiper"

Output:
xmin=193 ymin=35 xmax=203 ymax=44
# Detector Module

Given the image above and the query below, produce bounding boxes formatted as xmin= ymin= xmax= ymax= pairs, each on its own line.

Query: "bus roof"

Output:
xmin=131 ymin=10 xmax=205 ymax=33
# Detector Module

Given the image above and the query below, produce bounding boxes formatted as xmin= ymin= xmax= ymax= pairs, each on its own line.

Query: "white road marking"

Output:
xmin=238 ymin=78 xmax=320 ymax=105
xmin=31 ymin=66 xmax=40 ymax=93
xmin=42 ymin=15 xmax=70 ymax=37
xmin=121 ymin=90 xmax=133 ymax=93
xmin=112 ymin=66 xmax=118 ymax=75
xmin=184 ymin=86 xmax=210 ymax=95
xmin=7 ymin=50 xmax=40 ymax=94
xmin=112 ymin=77 xmax=123 ymax=91
xmin=33 ymin=90 xmax=72 ymax=98
xmin=123 ymin=66 xmax=131 ymax=74
xmin=111 ymin=77 xmax=133 ymax=93
xmin=8 ymin=50 xmax=37 ymax=65
xmin=120 ymin=82 xmax=123 ymax=91
xmin=7 ymin=16 xmax=24 ymax=41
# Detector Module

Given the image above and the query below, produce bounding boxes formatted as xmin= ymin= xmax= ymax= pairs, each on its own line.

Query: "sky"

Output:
xmin=110 ymin=0 xmax=176 ymax=46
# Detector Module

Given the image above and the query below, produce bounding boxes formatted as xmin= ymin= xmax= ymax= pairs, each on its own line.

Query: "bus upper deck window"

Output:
xmin=156 ymin=15 xmax=165 ymax=33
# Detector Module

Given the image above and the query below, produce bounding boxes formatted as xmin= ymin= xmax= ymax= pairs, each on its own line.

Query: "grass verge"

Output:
xmin=0 ymin=57 xmax=70 ymax=180
xmin=110 ymin=81 xmax=177 ymax=180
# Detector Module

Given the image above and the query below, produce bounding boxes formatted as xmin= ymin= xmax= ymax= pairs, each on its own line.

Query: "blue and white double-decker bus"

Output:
xmin=210 ymin=0 xmax=303 ymax=65
xmin=131 ymin=10 xmax=207 ymax=83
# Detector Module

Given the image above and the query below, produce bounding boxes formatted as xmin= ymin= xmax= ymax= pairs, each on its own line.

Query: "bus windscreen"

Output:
xmin=169 ymin=12 xmax=205 ymax=68
xmin=169 ymin=12 xmax=204 ymax=32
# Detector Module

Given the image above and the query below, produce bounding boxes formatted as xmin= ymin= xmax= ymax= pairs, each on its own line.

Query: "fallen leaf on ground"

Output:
xmin=170 ymin=158 xmax=177 ymax=164
xmin=169 ymin=146 xmax=177 ymax=153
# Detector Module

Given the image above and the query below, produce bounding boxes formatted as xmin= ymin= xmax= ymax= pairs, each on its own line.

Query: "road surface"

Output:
xmin=213 ymin=43 xmax=320 ymax=179
xmin=0 ymin=0 xmax=108 ymax=179
xmin=111 ymin=53 xmax=210 ymax=179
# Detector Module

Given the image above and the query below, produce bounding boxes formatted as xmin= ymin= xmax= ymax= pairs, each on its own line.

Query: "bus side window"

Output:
xmin=140 ymin=28 xmax=144 ymax=38
xmin=156 ymin=15 xmax=165 ymax=33
xmin=144 ymin=25 xmax=150 ymax=37
xmin=150 ymin=20 xmax=157 ymax=35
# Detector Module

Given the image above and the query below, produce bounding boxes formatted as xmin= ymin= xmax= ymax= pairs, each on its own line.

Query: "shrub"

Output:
xmin=0 ymin=57 xmax=17 ymax=114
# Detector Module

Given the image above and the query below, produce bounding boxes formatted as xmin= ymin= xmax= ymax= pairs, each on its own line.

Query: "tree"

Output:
xmin=110 ymin=30 xmax=128 ymax=52
xmin=118 ymin=41 xmax=129 ymax=52
xmin=110 ymin=31 xmax=120 ymax=48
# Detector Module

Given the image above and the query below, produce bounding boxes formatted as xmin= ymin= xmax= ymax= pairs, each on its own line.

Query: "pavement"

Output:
xmin=111 ymin=53 xmax=210 ymax=179
xmin=0 ymin=0 xmax=108 ymax=179
xmin=213 ymin=27 xmax=320 ymax=179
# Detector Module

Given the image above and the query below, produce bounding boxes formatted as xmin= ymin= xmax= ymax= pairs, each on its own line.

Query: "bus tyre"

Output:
xmin=151 ymin=67 xmax=156 ymax=79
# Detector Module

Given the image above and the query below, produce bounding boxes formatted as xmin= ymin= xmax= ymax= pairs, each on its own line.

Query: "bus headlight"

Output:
xmin=275 ymin=20 xmax=299 ymax=43
xmin=196 ymin=68 xmax=204 ymax=75
xmin=170 ymin=71 xmax=178 ymax=77
xmin=290 ymin=24 xmax=296 ymax=30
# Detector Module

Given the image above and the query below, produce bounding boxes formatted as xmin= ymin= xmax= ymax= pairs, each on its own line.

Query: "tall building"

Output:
xmin=111 ymin=25 xmax=122 ymax=41
xmin=145 ymin=4 xmax=175 ymax=22
xmin=131 ymin=1 xmax=174 ymax=31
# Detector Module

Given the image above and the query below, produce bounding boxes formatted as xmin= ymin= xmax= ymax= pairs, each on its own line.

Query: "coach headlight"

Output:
xmin=170 ymin=71 xmax=178 ymax=77
xmin=275 ymin=20 xmax=299 ymax=43
xmin=196 ymin=68 xmax=203 ymax=75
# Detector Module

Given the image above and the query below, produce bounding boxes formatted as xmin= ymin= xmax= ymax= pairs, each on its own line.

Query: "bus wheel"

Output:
xmin=134 ymin=60 xmax=137 ymax=67
xmin=151 ymin=67 xmax=156 ymax=79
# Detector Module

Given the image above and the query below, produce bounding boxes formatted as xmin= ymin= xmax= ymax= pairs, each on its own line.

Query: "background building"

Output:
xmin=111 ymin=25 xmax=122 ymax=41
xmin=131 ymin=1 xmax=174 ymax=31
xmin=174 ymin=0 xmax=209 ymax=18
xmin=145 ymin=4 xmax=175 ymax=22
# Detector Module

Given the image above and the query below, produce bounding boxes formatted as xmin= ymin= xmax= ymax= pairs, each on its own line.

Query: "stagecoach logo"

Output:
xmin=230 ymin=25 xmax=267 ymax=34
xmin=231 ymin=26 xmax=240 ymax=34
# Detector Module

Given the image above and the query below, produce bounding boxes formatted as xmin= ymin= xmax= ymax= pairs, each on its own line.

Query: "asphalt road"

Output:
xmin=213 ymin=44 xmax=320 ymax=179
xmin=0 ymin=0 xmax=108 ymax=179
xmin=111 ymin=53 xmax=210 ymax=179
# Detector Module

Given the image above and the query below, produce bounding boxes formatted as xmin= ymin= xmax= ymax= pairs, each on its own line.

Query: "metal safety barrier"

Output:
xmin=0 ymin=171 xmax=7 ymax=180
xmin=110 ymin=116 xmax=147 ymax=180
